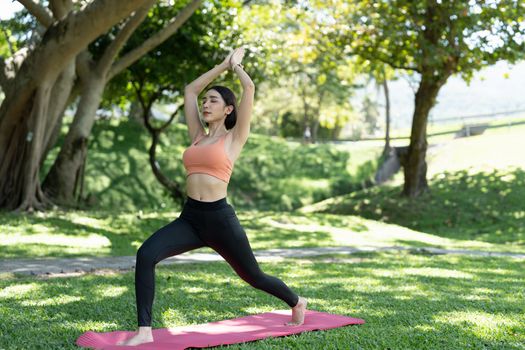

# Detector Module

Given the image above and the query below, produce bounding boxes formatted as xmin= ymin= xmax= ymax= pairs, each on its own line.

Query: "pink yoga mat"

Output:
xmin=76 ymin=309 xmax=364 ymax=349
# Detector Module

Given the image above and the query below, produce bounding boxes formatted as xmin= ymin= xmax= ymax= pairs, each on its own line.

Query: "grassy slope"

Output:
xmin=300 ymin=124 xmax=525 ymax=251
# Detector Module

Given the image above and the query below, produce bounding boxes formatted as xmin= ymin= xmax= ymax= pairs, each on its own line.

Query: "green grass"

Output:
xmin=0 ymin=252 xmax=523 ymax=349
xmin=299 ymin=124 xmax=525 ymax=252
xmin=387 ymin=115 xmax=525 ymax=140
xmin=2 ymin=196 xmax=523 ymax=260
xmin=299 ymin=167 xmax=525 ymax=251
xmin=426 ymin=124 xmax=525 ymax=177
xmin=341 ymin=116 xmax=525 ymax=150
xmin=1 ymin=116 xmax=524 ymax=349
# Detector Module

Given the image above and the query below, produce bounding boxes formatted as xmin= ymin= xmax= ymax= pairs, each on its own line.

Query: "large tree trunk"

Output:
xmin=402 ymin=76 xmax=443 ymax=197
xmin=41 ymin=2 xmax=151 ymax=205
xmin=0 ymin=60 xmax=75 ymax=211
xmin=0 ymin=82 xmax=50 ymax=211
xmin=42 ymin=0 xmax=201 ymax=206
xmin=42 ymin=75 xmax=105 ymax=204
xmin=401 ymin=0 xmax=459 ymax=198
xmin=40 ymin=79 xmax=82 ymax=171
xmin=0 ymin=0 xmax=152 ymax=211
xmin=39 ymin=59 xmax=77 ymax=167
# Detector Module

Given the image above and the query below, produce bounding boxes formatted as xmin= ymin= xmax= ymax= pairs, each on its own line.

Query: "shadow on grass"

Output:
xmin=0 ymin=208 xmax=342 ymax=259
xmin=318 ymin=168 xmax=525 ymax=247
xmin=3 ymin=204 xmax=371 ymax=259
xmin=394 ymin=240 xmax=443 ymax=249
xmin=0 ymin=251 xmax=523 ymax=349
xmin=0 ymin=211 xmax=175 ymax=259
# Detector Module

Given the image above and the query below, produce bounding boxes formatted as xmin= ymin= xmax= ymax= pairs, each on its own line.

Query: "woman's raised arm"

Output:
xmin=184 ymin=51 xmax=234 ymax=141
xmin=230 ymin=48 xmax=254 ymax=145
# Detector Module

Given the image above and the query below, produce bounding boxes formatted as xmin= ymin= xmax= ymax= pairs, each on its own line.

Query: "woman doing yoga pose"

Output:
xmin=118 ymin=48 xmax=307 ymax=346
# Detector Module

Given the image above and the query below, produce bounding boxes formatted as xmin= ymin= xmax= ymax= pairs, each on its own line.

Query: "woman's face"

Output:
xmin=202 ymin=89 xmax=232 ymax=123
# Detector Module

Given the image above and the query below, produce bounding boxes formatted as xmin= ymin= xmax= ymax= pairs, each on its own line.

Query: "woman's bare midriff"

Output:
xmin=186 ymin=173 xmax=228 ymax=201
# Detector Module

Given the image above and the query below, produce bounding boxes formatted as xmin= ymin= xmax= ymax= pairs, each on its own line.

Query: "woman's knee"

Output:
xmin=136 ymin=244 xmax=157 ymax=266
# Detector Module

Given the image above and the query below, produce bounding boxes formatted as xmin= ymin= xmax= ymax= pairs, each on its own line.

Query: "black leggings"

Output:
xmin=134 ymin=196 xmax=299 ymax=326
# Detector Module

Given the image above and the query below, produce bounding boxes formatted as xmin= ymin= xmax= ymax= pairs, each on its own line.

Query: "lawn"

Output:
xmin=301 ymin=124 xmax=525 ymax=252
xmin=1 ymin=198 xmax=522 ymax=261
xmin=1 ymin=252 xmax=523 ymax=349
xmin=1 ymin=122 xmax=524 ymax=349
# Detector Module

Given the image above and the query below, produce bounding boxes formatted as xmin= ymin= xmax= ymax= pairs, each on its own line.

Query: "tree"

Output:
xmin=219 ymin=0 xmax=360 ymax=141
xmin=337 ymin=0 xmax=525 ymax=197
xmin=361 ymin=95 xmax=379 ymax=135
xmin=268 ymin=1 xmax=358 ymax=142
xmin=0 ymin=0 xmax=157 ymax=211
xmin=41 ymin=0 xmax=204 ymax=206
xmin=133 ymin=81 xmax=185 ymax=205
xmin=359 ymin=61 xmax=396 ymax=155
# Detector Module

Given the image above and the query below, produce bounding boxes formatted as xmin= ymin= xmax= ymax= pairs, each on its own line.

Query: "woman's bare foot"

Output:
xmin=286 ymin=296 xmax=307 ymax=326
xmin=116 ymin=327 xmax=153 ymax=346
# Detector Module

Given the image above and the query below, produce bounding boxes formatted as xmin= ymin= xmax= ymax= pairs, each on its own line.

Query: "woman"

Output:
xmin=118 ymin=48 xmax=307 ymax=346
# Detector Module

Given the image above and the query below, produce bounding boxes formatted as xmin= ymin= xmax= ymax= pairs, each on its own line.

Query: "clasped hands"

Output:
xmin=222 ymin=48 xmax=245 ymax=70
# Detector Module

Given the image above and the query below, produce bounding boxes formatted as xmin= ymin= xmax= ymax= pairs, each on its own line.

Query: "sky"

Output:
xmin=0 ymin=1 xmax=23 ymax=20
xmin=357 ymin=61 xmax=525 ymax=129
xmin=2 ymin=1 xmax=524 ymax=129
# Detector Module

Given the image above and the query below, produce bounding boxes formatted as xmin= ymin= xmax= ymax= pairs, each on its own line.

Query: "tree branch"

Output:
xmin=108 ymin=0 xmax=203 ymax=80
xmin=17 ymin=0 xmax=54 ymax=27
xmin=1 ymin=0 xmax=152 ymax=134
xmin=360 ymin=51 xmax=420 ymax=73
xmin=24 ymin=0 xmax=152 ymax=86
xmin=0 ymin=56 xmax=9 ymax=90
xmin=49 ymin=0 xmax=72 ymax=20
xmin=97 ymin=1 xmax=154 ymax=76
xmin=132 ymin=82 xmax=184 ymax=204
xmin=75 ymin=50 xmax=93 ymax=82
xmin=160 ymin=104 xmax=180 ymax=132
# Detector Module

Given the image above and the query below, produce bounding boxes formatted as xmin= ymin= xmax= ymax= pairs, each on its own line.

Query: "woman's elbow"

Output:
xmin=184 ymin=84 xmax=198 ymax=94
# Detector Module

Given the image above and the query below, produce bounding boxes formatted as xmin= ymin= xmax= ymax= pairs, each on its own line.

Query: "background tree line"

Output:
xmin=0 ymin=0 xmax=523 ymax=212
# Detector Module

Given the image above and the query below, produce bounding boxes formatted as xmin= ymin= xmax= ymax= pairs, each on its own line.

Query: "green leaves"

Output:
xmin=101 ymin=0 xmax=245 ymax=108
xmin=335 ymin=0 xmax=525 ymax=78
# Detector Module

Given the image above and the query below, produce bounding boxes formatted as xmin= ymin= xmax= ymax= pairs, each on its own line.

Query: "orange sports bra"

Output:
xmin=182 ymin=132 xmax=233 ymax=183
